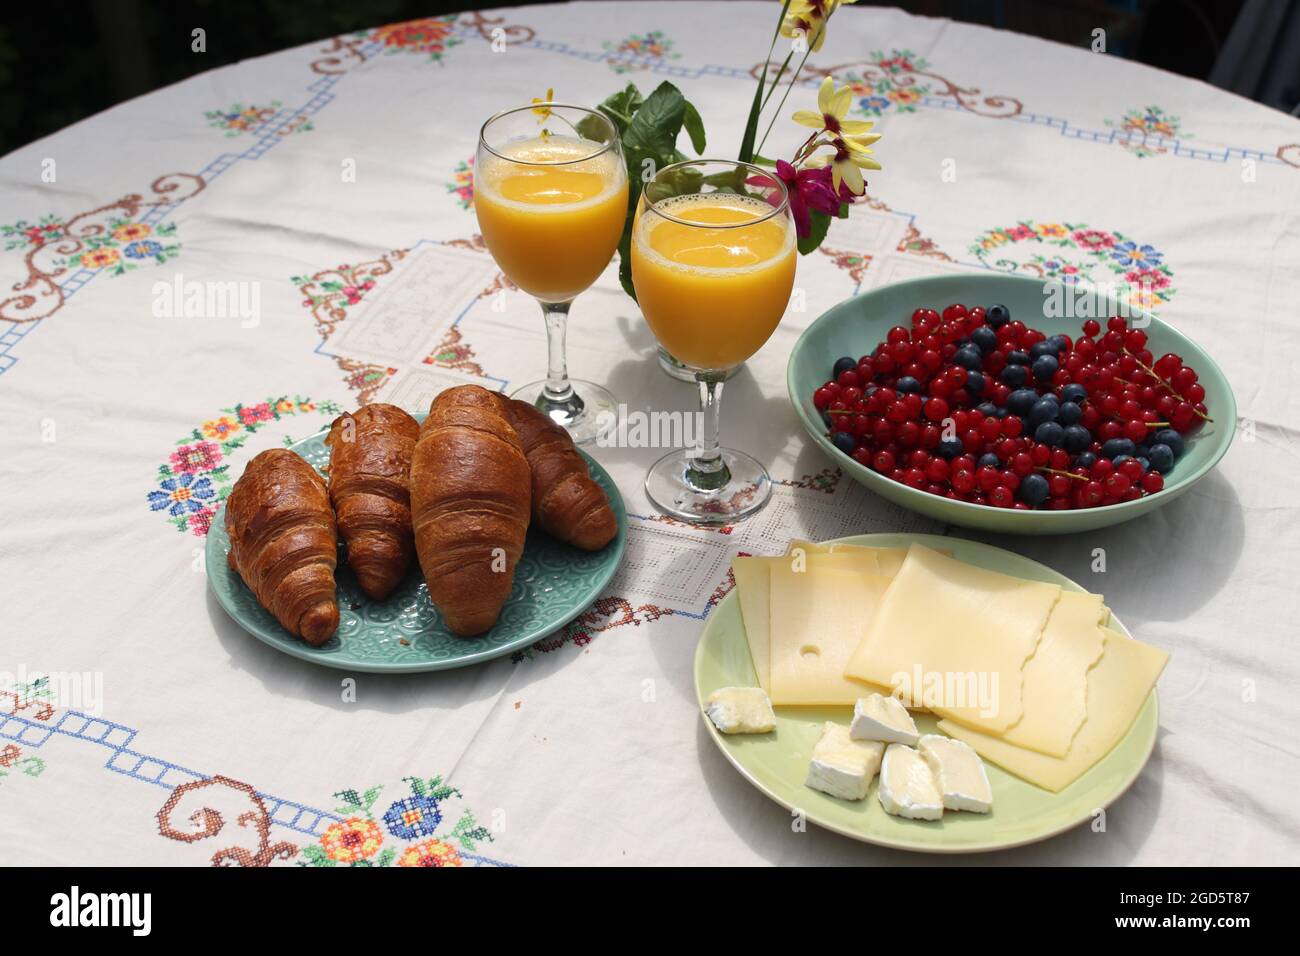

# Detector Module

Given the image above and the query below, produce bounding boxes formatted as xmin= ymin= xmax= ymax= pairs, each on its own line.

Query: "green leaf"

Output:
xmin=797 ymin=209 xmax=834 ymax=256
xmin=682 ymin=101 xmax=707 ymax=154
xmin=622 ymin=81 xmax=686 ymax=161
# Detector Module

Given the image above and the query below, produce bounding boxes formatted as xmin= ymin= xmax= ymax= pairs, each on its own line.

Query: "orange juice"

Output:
xmin=475 ymin=135 xmax=628 ymax=302
xmin=631 ymin=193 xmax=795 ymax=369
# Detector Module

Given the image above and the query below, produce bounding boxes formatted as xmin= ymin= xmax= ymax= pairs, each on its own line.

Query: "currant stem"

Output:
xmin=1120 ymin=347 xmax=1213 ymax=422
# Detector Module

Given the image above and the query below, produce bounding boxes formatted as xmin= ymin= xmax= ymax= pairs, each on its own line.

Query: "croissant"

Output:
xmin=224 ymin=448 xmax=339 ymax=645
xmin=324 ymin=403 xmax=420 ymax=601
xmin=410 ymin=385 xmax=531 ymax=636
xmin=503 ymin=398 xmax=618 ymax=550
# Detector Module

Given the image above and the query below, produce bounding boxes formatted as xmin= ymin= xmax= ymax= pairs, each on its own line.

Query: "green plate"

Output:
xmin=788 ymin=273 xmax=1236 ymax=533
xmin=206 ymin=419 xmax=627 ymax=673
xmin=694 ymin=532 xmax=1159 ymax=853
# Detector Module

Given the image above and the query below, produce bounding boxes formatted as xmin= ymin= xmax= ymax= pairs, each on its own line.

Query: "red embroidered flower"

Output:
xmin=1072 ymin=229 xmax=1115 ymax=251
xmin=170 ymin=440 xmax=223 ymax=474
xmin=375 ymin=18 xmax=454 ymax=52
xmin=238 ymin=402 xmax=273 ymax=425
xmin=1004 ymin=225 xmax=1035 ymax=241
xmin=188 ymin=507 xmax=216 ymax=536
xmin=1125 ymin=268 xmax=1170 ymax=290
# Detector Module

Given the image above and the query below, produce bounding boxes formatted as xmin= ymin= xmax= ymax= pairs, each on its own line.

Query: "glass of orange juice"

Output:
xmin=631 ymin=160 xmax=795 ymax=523
xmin=475 ymin=104 xmax=628 ymax=443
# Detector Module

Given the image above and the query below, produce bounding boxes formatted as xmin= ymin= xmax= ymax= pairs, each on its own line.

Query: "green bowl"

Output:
xmin=787 ymin=273 xmax=1236 ymax=534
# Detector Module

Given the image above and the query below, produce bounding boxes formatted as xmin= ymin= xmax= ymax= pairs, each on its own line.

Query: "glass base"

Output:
xmin=644 ymin=448 xmax=772 ymax=525
xmin=657 ymin=345 xmax=741 ymax=383
xmin=509 ymin=379 xmax=617 ymax=445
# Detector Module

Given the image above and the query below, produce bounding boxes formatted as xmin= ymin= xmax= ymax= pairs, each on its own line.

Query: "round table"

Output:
xmin=2 ymin=1 xmax=1297 ymax=866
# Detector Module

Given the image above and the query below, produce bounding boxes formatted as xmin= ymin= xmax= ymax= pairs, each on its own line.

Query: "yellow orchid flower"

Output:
xmin=531 ymin=87 xmax=555 ymax=121
xmin=806 ymin=134 xmax=880 ymax=195
xmin=780 ymin=0 xmax=834 ymax=52
xmin=793 ymin=75 xmax=879 ymax=137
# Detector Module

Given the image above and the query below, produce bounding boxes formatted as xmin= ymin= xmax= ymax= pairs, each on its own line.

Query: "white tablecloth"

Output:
xmin=2 ymin=2 xmax=1298 ymax=866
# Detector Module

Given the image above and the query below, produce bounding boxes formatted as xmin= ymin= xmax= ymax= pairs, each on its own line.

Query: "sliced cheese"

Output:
xmin=998 ymin=590 xmax=1107 ymax=757
xmin=938 ymin=627 xmax=1169 ymax=792
xmin=878 ymin=744 xmax=944 ymax=820
xmin=918 ymin=734 xmax=993 ymax=813
xmin=787 ymin=539 xmax=911 ymax=578
xmin=704 ymin=687 xmax=776 ymax=735
xmin=805 ymin=722 xmax=885 ymax=801
xmin=769 ymin=554 xmax=892 ymax=705
xmin=731 ymin=556 xmax=783 ymax=692
xmin=844 ymin=543 xmax=1061 ymax=734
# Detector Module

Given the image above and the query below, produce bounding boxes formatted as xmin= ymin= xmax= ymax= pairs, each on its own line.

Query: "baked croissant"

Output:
xmin=410 ymin=385 xmax=531 ymax=636
xmin=503 ymin=398 xmax=618 ymax=551
xmin=324 ymin=403 xmax=420 ymax=601
xmin=225 ymin=448 xmax=339 ymax=645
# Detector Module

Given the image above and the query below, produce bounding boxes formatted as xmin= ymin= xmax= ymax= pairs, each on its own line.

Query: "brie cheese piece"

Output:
xmin=850 ymin=693 xmax=920 ymax=745
xmin=704 ymin=687 xmax=776 ymax=735
xmin=805 ymin=722 xmax=885 ymax=801
xmin=878 ymin=744 xmax=944 ymax=820
xmin=918 ymin=734 xmax=993 ymax=813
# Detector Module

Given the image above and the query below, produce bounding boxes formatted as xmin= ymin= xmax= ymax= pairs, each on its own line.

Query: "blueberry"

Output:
xmin=896 ymin=375 xmax=922 ymax=394
xmin=1029 ymin=341 xmax=1057 ymax=360
xmin=995 ymin=407 xmax=1009 ymax=418
xmin=1006 ymin=350 xmax=1031 ymax=366
xmin=1112 ymin=454 xmax=1132 ymax=468
xmin=1019 ymin=472 xmax=1050 ymax=507
xmin=1000 ymin=364 xmax=1028 ymax=387
xmin=987 ymin=303 xmax=1010 ymax=327
xmin=971 ymin=327 xmax=998 ymax=354
xmin=977 ymin=402 xmax=998 ymax=417
xmin=1029 ymin=399 xmax=1059 ymax=428
xmin=1075 ymin=451 xmax=1098 ymax=470
xmin=1038 ymin=392 xmax=1060 ymax=405
xmin=831 ymin=431 xmax=856 ymax=455
xmin=1058 ymin=401 xmax=1082 ymax=426
xmin=978 ymin=453 xmax=1000 ymax=469
xmin=1153 ymin=428 xmax=1184 ymax=457
xmin=937 ymin=437 xmax=964 ymax=460
xmin=821 ymin=412 xmax=833 ymax=429
xmin=1135 ymin=456 xmax=1151 ymax=473
xmin=954 ymin=346 xmax=983 ymax=371
xmin=1100 ymin=437 xmax=1136 ymax=460
xmin=965 ymin=371 xmax=985 ymax=398
xmin=1047 ymin=334 xmax=1070 ymax=353
xmin=1135 ymin=443 xmax=1151 ymax=459
xmin=1148 ymin=443 xmax=1175 ymax=473
xmin=1061 ymin=383 xmax=1088 ymax=404
xmin=1063 ymin=425 xmax=1091 ymax=453
xmin=1007 ymin=388 xmax=1039 ymax=416
xmin=1035 ymin=421 xmax=1065 ymax=446
xmin=832 ymin=356 xmax=857 ymax=378
xmin=1032 ymin=354 xmax=1058 ymax=383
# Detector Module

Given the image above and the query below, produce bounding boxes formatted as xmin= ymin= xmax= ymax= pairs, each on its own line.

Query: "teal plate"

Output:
xmin=206 ymin=420 xmax=627 ymax=673
xmin=695 ymin=533 xmax=1159 ymax=853
xmin=788 ymin=273 xmax=1236 ymax=533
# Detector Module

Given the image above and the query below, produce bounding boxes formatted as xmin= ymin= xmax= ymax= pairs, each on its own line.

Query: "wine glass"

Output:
xmin=630 ymin=159 xmax=795 ymax=523
xmin=475 ymin=104 xmax=627 ymax=444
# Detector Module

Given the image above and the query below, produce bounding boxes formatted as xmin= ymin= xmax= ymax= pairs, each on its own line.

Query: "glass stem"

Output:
xmin=687 ymin=372 xmax=731 ymax=492
xmin=536 ymin=299 xmax=583 ymax=416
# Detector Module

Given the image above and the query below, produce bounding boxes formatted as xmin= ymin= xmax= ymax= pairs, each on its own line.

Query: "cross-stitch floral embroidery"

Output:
xmin=147 ymin=396 xmax=340 ymax=536
xmin=298 ymin=776 xmax=496 ymax=868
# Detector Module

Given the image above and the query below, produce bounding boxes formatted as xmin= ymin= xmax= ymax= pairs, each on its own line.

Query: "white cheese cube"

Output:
xmin=704 ymin=687 xmax=776 ymax=734
xmin=919 ymin=734 xmax=993 ymax=813
xmin=850 ymin=693 xmax=920 ymax=745
xmin=805 ymin=722 xmax=885 ymax=801
xmin=878 ymin=744 xmax=944 ymax=820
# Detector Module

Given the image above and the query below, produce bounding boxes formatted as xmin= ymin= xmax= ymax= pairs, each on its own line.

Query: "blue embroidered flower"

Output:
xmin=148 ymin=472 xmax=215 ymax=516
xmin=383 ymin=794 xmax=443 ymax=839
xmin=123 ymin=239 xmax=164 ymax=260
xmin=1110 ymin=240 xmax=1162 ymax=271
xmin=858 ymin=95 xmax=891 ymax=115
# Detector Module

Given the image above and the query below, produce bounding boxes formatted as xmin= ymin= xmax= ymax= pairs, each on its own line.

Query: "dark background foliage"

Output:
xmin=2 ymin=0 xmax=1293 ymax=155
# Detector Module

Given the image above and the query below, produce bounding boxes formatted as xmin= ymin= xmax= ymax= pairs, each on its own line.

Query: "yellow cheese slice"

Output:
xmin=769 ymin=554 xmax=892 ymax=705
xmin=731 ymin=556 xmax=783 ymax=692
xmin=938 ymin=627 xmax=1168 ymax=792
xmin=996 ymin=591 xmax=1107 ymax=757
xmin=844 ymin=543 xmax=1060 ymax=733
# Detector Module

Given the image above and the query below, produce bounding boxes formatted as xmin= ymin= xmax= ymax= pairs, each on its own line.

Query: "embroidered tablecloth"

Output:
xmin=2 ymin=2 xmax=1298 ymax=866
